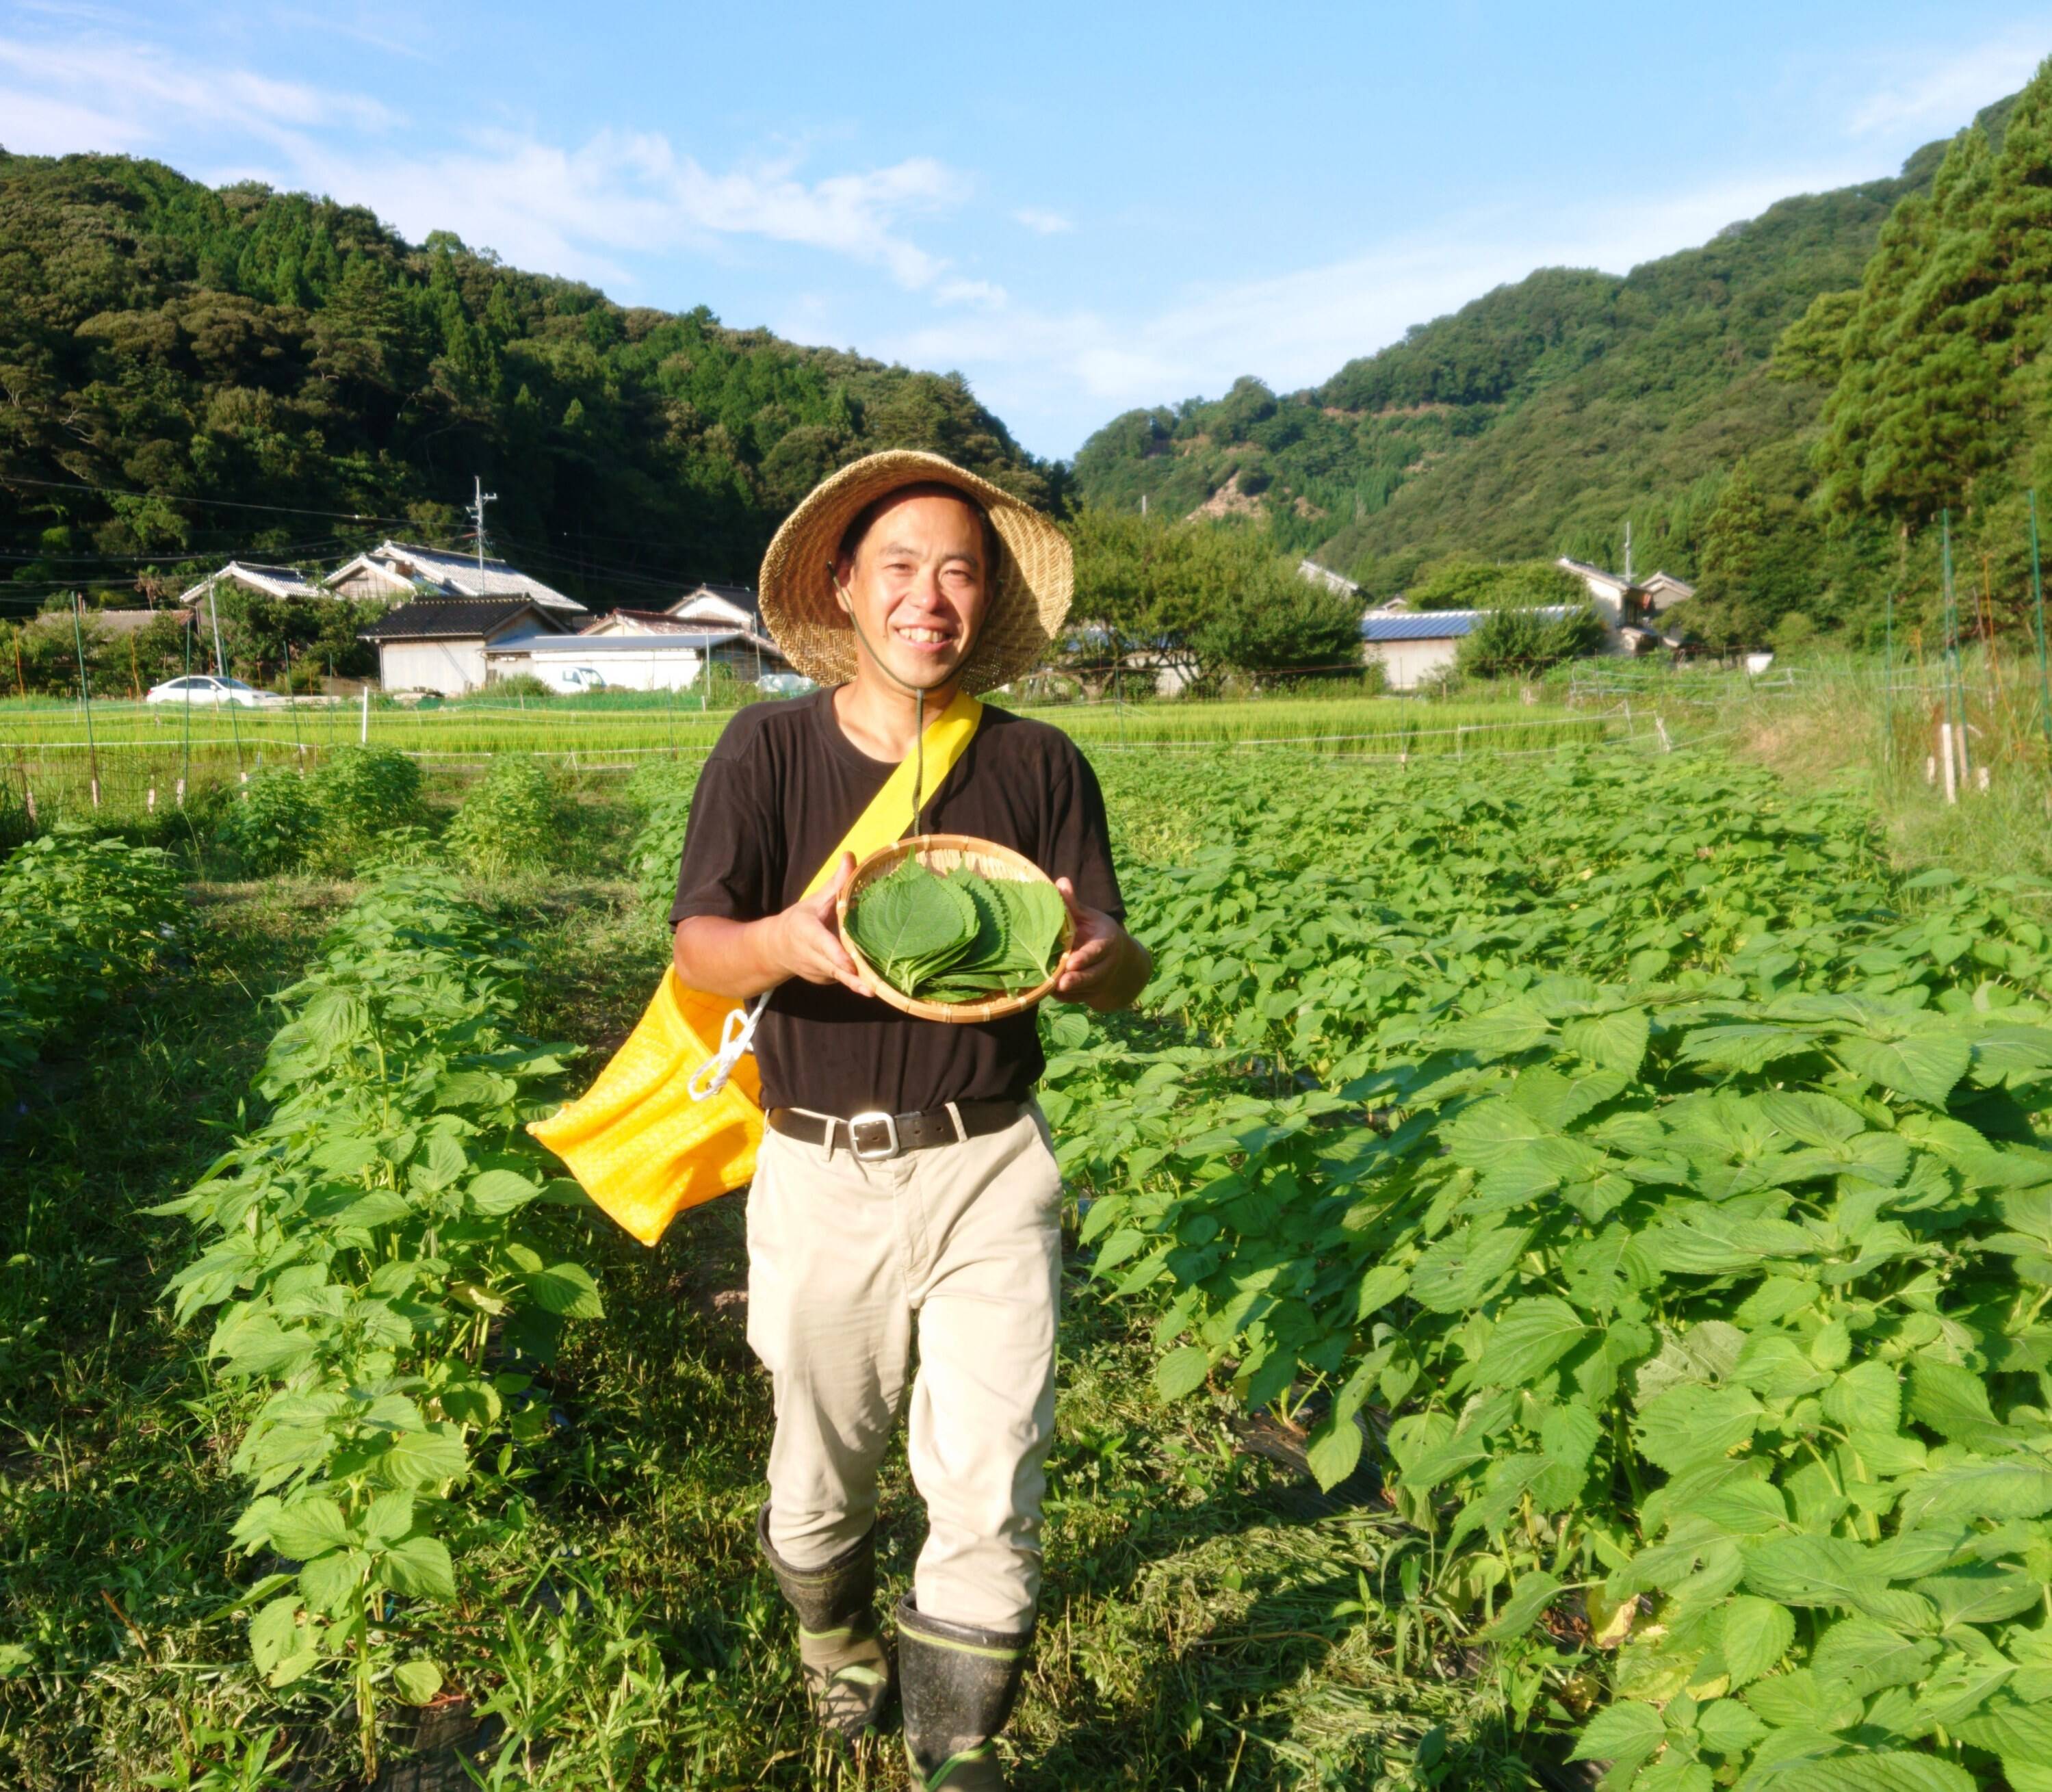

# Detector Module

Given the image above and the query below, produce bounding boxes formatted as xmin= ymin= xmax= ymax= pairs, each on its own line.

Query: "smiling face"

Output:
xmin=833 ymin=487 xmax=993 ymax=694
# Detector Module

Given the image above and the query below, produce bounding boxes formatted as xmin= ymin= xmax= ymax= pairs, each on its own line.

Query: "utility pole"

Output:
xmin=1623 ymin=519 xmax=1634 ymax=584
xmin=469 ymin=476 xmax=498 ymax=580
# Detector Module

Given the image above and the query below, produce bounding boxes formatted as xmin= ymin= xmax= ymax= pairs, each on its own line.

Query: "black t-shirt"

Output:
xmin=669 ymin=690 xmax=1124 ymax=1115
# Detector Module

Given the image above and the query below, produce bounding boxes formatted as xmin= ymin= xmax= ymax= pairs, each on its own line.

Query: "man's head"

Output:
xmin=831 ymin=482 xmax=999 ymax=694
xmin=756 ymin=449 xmax=1072 ymax=694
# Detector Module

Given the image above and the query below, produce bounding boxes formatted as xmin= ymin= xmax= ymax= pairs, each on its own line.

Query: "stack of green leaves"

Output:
xmin=846 ymin=857 xmax=1066 ymax=1004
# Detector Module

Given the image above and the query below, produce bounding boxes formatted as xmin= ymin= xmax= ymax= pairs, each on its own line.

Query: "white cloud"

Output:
xmin=0 ymin=34 xmax=397 ymax=139
xmin=1013 ymin=207 xmax=1073 ymax=235
xmin=937 ymin=278 xmax=1008 ymax=309
xmin=1847 ymin=29 xmax=2047 ymax=137
xmin=0 ymin=27 xmax=970 ymax=293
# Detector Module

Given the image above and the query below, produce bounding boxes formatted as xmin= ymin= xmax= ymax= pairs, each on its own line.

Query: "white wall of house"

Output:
xmin=1366 ymin=638 xmax=1461 ymax=690
xmin=379 ymin=638 xmax=490 ymax=696
xmin=380 ymin=619 xmax=556 ymax=694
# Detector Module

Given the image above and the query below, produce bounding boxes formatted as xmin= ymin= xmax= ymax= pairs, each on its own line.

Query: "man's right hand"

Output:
xmin=769 ymin=853 xmax=868 ymax=995
xmin=672 ymin=853 xmax=871 ymax=1000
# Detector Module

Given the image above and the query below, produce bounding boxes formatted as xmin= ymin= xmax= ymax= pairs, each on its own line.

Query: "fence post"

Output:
xmin=70 ymin=594 xmax=101 ymax=808
xmin=361 ymin=686 xmax=370 ymax=746
xmin=179 ymin=612 xmax=192 ymax=806
xmin=1941 ymin=511 xmax=1972 ymax=783
xmin=2032 ymin=490 xmax=2050 ymax=753
xmin=1941 ymin=722 xmax=1958 ymax=805
xmin=1882 ymin=585 xmax=1895 ymax=768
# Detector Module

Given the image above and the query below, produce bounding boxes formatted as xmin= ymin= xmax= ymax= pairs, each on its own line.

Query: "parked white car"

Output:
xmin=144 ymin=674 xmax=283 ymax=708
xmin=532 ymin=663 xmax=610 ymax=695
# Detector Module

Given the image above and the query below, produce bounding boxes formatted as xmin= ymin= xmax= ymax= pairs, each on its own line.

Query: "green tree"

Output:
xmin=1193 ymin=558 xmax=1364 ymax=676
xmin=1409 ymin=556 xmax=1583 ymax=611
xmin=1065 ymin=508 xmax=1362 ymax=685
xmin=1454 ymin=605 xmax=1606 ymax=678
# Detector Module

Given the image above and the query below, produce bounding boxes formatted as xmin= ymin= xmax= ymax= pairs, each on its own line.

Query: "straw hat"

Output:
xmin=757 ymin=450 xmax=1072 ymax=694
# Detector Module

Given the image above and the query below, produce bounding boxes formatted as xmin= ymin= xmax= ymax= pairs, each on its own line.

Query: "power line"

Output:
xmin=3 ymin=473 xmax=424 ymax=525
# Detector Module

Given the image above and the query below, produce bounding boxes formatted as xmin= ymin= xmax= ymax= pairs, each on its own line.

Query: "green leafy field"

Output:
xmin=1063 ymin=748 xmax=2052 ymax=1791
xmin=4 ymin=731 xmax=2049 ymax=1790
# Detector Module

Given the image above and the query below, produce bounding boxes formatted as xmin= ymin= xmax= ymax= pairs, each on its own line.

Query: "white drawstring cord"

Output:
xmin=688 ymin=993 xmax=766 ymax=1102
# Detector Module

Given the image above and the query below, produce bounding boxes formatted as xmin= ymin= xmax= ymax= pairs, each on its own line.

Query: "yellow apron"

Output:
xmin=528 ymin=692 xmax=985 ymax=1246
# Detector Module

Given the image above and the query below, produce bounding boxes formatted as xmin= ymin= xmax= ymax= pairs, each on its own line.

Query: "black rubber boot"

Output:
xmin=756 ymin=1505 xmax=893 ymax=1740
xmin=896 ymin=1592 xmax=1033 ymax=1791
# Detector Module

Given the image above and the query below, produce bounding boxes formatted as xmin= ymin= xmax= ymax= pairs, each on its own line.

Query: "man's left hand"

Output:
xmin=1052 ymin=877 xmax=1150 ymax=1011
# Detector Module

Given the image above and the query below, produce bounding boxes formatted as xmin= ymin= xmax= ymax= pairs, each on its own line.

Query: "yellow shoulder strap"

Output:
xmin=799 ymin=689 xmax=983 ymax=898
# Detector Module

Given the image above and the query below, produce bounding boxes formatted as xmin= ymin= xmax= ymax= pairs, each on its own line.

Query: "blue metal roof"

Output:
xmin=1361 ymin=606 xmax=1582 ymax=642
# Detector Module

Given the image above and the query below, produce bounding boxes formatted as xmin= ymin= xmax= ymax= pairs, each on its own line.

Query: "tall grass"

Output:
xmin=1635 ymin=649 xmax=2052 ymax=878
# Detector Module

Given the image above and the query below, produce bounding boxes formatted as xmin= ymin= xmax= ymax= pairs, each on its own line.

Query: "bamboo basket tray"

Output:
xmin=837 ymin=833 xmax=1073 ymax=1024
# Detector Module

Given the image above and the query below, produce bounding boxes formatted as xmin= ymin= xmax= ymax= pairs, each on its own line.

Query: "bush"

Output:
xmin=306 ymin=747 xmax=426 ymax=870
xmin=487 ymin=673 xmax=554 ymax=702
xmin=1456 ymin=604 xmax=1607 ymax=679
xmin=214 ymin=767 xmax=323 ymax=874
xmin=444 ymin=755 xmax=557 ymax=879
xmin=0 ymin=824 xmax=185 ymax=1027
xmin=626 ymin=759 xmax=697 ymax=911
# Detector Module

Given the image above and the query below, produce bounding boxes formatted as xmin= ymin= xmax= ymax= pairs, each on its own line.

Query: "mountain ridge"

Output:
xmin=0 ymin=148 xmax=1054 ymax=612
xmin=1071 ymin=91 xmax=2023 ymax=597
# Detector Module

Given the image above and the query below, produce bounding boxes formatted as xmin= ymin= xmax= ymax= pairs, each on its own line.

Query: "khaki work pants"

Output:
xmin=746 ymin=1108 xmax=1063 ymax=1633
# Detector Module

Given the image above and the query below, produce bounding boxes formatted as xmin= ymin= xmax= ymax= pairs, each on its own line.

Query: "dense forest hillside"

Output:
xmin=1072 ymin=89 xmax=2025 ymax=622
xmin=0 ymin=151 xmax=1052 ymax=615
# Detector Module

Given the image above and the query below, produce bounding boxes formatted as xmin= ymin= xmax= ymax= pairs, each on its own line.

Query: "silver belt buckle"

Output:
xmin=846 ymin=1110 xmax=900 ymax=1160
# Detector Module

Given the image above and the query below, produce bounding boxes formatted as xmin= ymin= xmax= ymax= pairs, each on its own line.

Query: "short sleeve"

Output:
xmin=1047 ymin=746 xmax=1124 ymax=922
xmin=669 ymin=751 xmax=781 ymax=926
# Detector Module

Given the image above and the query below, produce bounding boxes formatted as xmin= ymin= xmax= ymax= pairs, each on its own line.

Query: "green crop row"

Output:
xmin=1059 ymin=749 xmax=2052 ymax=1791
xmin=0 ymin=826 xmax=185 ymax=1103
xmin=153 ymin=868 xmax=598 ymax=1778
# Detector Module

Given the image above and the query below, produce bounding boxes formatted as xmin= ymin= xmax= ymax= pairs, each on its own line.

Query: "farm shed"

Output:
xmin=359 ymin=597 xmax=567 ymax=696
xmin=326 ymin=541 xmax=588 ymax=619
xmin=1361 ymin=607 xmax=1589 ymax=690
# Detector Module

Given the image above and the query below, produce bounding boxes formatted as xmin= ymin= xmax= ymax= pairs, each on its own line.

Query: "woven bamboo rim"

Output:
xmin=757 ymin=450 xmax=1073 ymax=694
xmin=837 ymin=833 xmax=1073 ymax=1024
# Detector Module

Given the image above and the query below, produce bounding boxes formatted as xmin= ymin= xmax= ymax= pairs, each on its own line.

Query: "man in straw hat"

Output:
xmin=668 ymin=450 xmax=1150 ymax=1786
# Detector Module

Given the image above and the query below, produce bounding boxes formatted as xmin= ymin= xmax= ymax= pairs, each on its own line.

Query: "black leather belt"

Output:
xmin=765 ymin=1101 xmax=1024 ymax=1161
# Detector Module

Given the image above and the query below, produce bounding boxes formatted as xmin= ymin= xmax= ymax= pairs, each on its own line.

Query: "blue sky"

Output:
xmin=3 ymin=1 xmax=2048 ymax=458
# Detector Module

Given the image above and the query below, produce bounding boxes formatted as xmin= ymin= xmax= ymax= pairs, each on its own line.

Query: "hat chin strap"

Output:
xmin=829 ymin=564 xmax=977 ymax=838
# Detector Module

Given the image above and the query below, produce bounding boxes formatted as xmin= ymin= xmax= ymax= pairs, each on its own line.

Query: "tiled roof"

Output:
xmin=177 ymin=559 xmax=324 ymax=603
xmin=357 ymin=598 xmax=558 ymax=642
xmin=587 ymin=609 xmax=699 ymax=634
xmin=92 ymin=607 xmax=196 ymax=635
xmin=335 ymin=541 xmax=587 ymax=614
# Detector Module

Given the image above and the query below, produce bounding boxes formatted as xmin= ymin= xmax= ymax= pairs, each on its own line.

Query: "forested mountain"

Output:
xmin=0 ymin=151 xmax=1053 ymax=616
xmin=1072 ymin=82 xmax=2032 ymax=640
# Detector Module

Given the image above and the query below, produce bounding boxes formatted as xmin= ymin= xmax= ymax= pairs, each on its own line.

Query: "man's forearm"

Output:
xmin=673 ymin=914 xmax=790 ymax=1000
